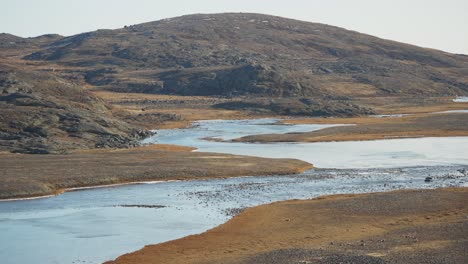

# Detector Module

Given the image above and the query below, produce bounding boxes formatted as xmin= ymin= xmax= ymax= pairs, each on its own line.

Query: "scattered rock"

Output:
xmin=224 ymin=207 xmax=246 ymax=217
xmin=457 ymin=169 xmax=467 ymax=176
xmin=114 ymin=204 xmax=166 ymax=209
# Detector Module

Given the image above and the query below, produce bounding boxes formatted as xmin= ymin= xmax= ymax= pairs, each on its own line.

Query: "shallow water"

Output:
xmin=2 ymin=118 xmax=468 ymax=263
xmin=0 ymin=166 xmax=467 ymax=264
xmin=371 ymin=113 xmax=410 ymax=118
xmin=370 ymin=109 xmax=468 ymax=118
xmin=453 ymin=96 xmax=468 ymax=103
xmin=144 ymin=118 xmax=468 ymax=168
xmin=434 ymin=109 xmax=468 ymax=114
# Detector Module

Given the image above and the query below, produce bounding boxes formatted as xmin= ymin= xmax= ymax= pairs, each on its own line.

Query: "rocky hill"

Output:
xmin=2 ymin=13 xmax=468 ymax=153
xmin=0 ymin=64 xmax=151 ymax=154
xmin=22 ymin=13 xmax=468 ymax=99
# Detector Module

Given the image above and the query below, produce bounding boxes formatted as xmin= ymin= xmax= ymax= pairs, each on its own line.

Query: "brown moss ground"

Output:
xmin=0 ymin=145 xmax=312 ymax=200
xmin=355 ymin=96 xmax=468 ymax=114
xmin=108 ymin=188 xmax=468 ymax=264
xmin=97 ymin=90 xmax=468 ymax=139
xmin=91 ymin=91 xmax=277 ymax=129
xmin=236 ymin=112 xmax=468 ymax=143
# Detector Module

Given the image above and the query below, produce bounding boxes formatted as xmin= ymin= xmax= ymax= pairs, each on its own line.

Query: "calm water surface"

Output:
xmin=1 ymin=118 xmax=468 ymax=264
xmin=144 ymin=118 xmax=468 ymax=168
xmin=453 ymin=96 xmax=468 ymax=102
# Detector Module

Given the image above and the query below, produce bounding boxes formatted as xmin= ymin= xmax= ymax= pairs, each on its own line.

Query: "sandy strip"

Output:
xmin=0 ymin=194 xmax=57 ymax=202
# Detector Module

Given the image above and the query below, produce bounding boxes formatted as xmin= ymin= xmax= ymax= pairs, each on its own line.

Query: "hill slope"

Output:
xmin=0 ymin=64 xmax=151 ymax=154
xmin=23 ymin=13 xmax=468 ymax=98
xmin=2 ymin=13 xmax=468 ymax=153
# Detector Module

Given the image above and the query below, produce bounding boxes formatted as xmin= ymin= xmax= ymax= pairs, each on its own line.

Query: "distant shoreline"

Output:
xmin=234 ymin=112 xmax=468 ymax=143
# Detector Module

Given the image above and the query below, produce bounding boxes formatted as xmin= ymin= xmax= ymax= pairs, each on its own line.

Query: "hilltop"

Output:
xmin=22 ymin=13 xmax=468 ymax=99
xmin=1 ymin=13 xmax=468 ymax=153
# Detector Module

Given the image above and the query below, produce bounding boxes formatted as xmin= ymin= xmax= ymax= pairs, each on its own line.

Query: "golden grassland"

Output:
xmin=109 ymin=188 xmax=468 ymax=264
xmin=0 ymin=145 xmax=312 ymax=200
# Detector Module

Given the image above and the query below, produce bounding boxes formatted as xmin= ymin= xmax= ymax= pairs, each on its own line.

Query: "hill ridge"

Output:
xmin=21 ymin=13 xmax=468 ymax=99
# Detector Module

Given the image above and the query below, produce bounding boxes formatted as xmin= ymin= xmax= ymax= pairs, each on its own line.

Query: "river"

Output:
xmin=1 ymin=119 xmax=467 ymax=264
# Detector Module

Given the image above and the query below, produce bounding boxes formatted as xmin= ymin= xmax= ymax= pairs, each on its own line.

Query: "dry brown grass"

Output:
xmin=72 ymin=144 xmax=197 ymax=153
xmin=237 ymin=112 xmax=468 ymax=143
xmin=109 ymin=188 xmax=468 ymax=264
xmin=0 ymin=148 xmax=312 ymax=200
xmin=91 ymin=91 xmax=218 ymax=103
xmin=355 ymin=96 xmax=468 ymax=114
xmin=91 ymin=90 xmax=272 ymax=129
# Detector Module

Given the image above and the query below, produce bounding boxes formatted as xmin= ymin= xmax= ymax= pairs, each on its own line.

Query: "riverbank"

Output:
xmin=0 ymin=144 xmax=312 ymax=200
xmin=109 ymin=187 xmax=468 ymax=264
xmin=235 ymin=112 xmax=468 ymax=143
xmin=104 ymin=92 xmax=468 ymax=132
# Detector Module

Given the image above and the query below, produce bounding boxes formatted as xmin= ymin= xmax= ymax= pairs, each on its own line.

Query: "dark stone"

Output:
xmin=23 ymin=126 xmax=49 ymax=137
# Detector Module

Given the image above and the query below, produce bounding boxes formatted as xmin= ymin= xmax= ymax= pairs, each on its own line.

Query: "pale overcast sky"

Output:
xmin=1 ymin=0 xmax=467 ymax=54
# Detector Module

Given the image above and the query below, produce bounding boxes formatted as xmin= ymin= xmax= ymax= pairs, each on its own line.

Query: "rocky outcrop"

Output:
xmin=0 ymin=65 xmax=151 ymax=154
